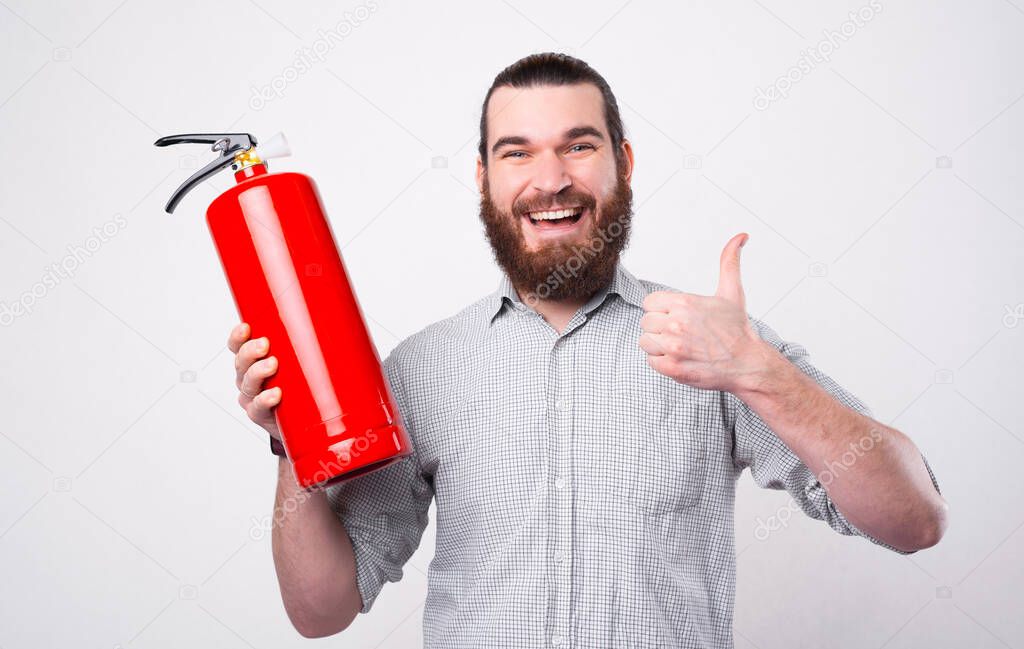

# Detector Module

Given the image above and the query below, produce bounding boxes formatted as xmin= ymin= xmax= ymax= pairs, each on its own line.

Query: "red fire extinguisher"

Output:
xmin=154 ymin=132 xmax=412 ymax=490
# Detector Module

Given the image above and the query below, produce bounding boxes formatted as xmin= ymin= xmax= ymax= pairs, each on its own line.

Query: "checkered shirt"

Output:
xmin=325 ymin=262 xmax=941 ymax=649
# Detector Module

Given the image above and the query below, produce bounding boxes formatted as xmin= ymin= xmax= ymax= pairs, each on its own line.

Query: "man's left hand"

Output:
xmin=639 ymin=233 xmax=776 ymax=394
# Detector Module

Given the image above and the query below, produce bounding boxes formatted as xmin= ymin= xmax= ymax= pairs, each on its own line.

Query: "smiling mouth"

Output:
xmin=524 ymin=206 xmax=585 ymax=229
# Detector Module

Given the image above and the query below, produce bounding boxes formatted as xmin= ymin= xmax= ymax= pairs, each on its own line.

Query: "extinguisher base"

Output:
xmin=312 ymin=456 xmax=406 ymax=490
xmin=291 ymin=423 xmax=413 ymax=491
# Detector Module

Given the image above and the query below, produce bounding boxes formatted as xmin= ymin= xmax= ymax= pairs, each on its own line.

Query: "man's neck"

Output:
xmin=515 ymin=287 xmax=591 ymax=335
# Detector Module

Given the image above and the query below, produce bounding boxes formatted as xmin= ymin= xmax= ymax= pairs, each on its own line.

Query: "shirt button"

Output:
xmin=554 ymin=550 xmax=567 ymax=563
xmin=555 ymin=398 xmax=569 ymax=411
xmin=551 ymin=634 xmax=563 ymax=646
xmin=554 ymin=476 xmax=567 ymax=489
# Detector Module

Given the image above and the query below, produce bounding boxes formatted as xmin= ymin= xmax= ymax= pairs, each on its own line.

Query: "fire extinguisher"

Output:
xmin=153 ymin=132 xmax=412 ymax=490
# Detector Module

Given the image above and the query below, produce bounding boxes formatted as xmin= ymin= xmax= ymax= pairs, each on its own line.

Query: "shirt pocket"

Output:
xmin=608 ymin=385 xmax=708 ymax=515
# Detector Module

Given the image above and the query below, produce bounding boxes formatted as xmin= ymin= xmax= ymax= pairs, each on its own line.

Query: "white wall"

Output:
xmin=1 ymin=1 xmax=1021 ymax=647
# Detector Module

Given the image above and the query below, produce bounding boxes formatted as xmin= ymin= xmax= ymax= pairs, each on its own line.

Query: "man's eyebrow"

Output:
xmin=491 ymin=125 xmax=605 ymax=154
xmin=564 ymin=126 xmax=604 ymax=141
xmin=491 ymin=135 xmax=529 ymax=154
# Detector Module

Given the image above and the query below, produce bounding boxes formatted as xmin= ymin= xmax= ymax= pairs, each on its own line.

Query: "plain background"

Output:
xmin=2 ymin=1 xmax=1023 ymax=647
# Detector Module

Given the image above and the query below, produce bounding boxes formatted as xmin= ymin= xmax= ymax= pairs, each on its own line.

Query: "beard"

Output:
xmin=478 ymin=172 xmax=633 ymax=304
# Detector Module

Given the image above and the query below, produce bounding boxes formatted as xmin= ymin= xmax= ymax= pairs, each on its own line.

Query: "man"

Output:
xmin=229 ymin=53 xmax=947 ymax=648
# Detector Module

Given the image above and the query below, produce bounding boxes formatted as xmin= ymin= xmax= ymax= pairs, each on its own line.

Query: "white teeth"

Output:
xmin=529 ymin=207 xmax=583 ymax=221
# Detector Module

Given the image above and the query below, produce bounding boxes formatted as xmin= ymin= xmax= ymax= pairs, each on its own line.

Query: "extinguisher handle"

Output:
xmin=153 ymin=132 xmax=258 ymax=213
xmin=154 ymin=132 xmax=256 ymax=150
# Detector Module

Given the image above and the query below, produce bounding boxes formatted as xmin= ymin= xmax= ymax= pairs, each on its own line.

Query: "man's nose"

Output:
xmin=532 ymin=152 xmax=572 ymax=195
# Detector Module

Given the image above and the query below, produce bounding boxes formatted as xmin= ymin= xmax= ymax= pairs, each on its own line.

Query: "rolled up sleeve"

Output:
xmin=323 ymin=349 xmax=433 ymax=613
xmin=729 ymin=316 xmax=942 ymax=555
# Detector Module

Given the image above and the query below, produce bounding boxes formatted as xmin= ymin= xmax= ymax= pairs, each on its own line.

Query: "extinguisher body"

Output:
xmin=206 ymin=163 xmax=412 ymax=490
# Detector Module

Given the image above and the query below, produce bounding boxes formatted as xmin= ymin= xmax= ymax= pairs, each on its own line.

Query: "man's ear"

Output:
xmin=475 ymin=155 xmax=486 ymax=194
xmin=620 ymin=139 xmax=635 ymax=184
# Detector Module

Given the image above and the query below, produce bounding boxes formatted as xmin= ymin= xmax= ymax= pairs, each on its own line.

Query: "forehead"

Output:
xmin=487 ymin=83 xmax=607 ymax=142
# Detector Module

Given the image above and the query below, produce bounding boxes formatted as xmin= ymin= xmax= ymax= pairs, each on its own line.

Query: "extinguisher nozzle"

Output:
xmin=257 ymin=132 xmax=291 ymax=161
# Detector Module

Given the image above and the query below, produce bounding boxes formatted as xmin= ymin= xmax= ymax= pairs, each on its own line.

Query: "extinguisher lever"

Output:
xmin=153 ymin=133 xmax=258 ymax=213
xmin=161 ymin=155 xmax=235 ymax=214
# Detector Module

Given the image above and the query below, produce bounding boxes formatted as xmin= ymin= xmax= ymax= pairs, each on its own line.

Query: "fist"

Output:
xmin=639 ymin=233 xmax=767 ymax=393
xmin=228 ymin=322 xmax=283 ymax=439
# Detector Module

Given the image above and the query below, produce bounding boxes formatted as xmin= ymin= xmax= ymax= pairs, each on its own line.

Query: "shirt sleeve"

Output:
xmin=728 ymin=315 xmax=942 ymax=555
xmin=323 ymin=347 xmax=434 ymax=614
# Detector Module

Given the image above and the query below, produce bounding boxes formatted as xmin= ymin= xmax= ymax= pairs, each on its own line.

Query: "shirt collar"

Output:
xmin=488 ymin=262 xmax=646 ymax=324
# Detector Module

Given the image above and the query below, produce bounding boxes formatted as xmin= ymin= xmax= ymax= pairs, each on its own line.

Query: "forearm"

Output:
xmin=735 ymin=343 xmax=948 ymax=552
xmin=271 ymin=457 xmax=362 ymax=637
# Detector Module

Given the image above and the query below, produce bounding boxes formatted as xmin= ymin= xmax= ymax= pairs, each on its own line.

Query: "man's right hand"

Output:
xmin=228 ymin=322 xmax=283 ymax=440
xmin=228 ymin=322 xmax=363 ymax=637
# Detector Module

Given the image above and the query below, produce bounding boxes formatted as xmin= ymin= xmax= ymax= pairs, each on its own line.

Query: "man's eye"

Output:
xmin=503 ymin=151 xmax=527 ymax=159
xmin=569 ymin=143 xmax=595 ymax=153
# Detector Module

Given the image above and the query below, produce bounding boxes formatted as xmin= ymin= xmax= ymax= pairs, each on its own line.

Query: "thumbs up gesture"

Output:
xmin=639 ymin=233 xmax=771 ymax=393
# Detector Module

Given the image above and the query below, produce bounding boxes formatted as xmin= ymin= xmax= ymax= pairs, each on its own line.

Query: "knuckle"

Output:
xmin=246 ymin=398 xmax=265 ymax=419
xmin=666 ymin=339 xmax=686 ymax=356
xmin=238 ymin=341 xmax=253 ymax=359
xmin=241 ymin=370 xmax=258 ymax=394
xmin=241 ymin=339 xmax=262 ymax=359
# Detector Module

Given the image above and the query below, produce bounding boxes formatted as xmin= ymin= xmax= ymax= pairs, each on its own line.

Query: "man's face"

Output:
xmin=476 ymin=83 xmax=635 ymax=302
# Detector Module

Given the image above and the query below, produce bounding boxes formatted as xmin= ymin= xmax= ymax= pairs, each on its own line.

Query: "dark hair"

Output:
xmin=478 ymin=52 xmax=627 ymax=169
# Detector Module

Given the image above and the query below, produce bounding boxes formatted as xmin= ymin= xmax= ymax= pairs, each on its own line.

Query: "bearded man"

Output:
xmin=230 ymin=52 xmax=947 ymax=648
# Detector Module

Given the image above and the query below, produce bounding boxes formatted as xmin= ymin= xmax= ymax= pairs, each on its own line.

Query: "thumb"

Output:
xmin=715 ymin=232 xmax=748 ymax=308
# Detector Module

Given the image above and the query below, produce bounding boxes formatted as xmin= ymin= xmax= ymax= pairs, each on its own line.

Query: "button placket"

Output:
xmin=546 ymin=337 xmax=574 ymax=647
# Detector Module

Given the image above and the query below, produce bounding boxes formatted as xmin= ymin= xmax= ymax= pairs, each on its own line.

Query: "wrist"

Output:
xmin=269 ymin=433 xmax=287 ymax=457
xmin=275 ymin=455 xmax=302 ymax=494
xmin=731 ymin=339 xmax=794 ymax=400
